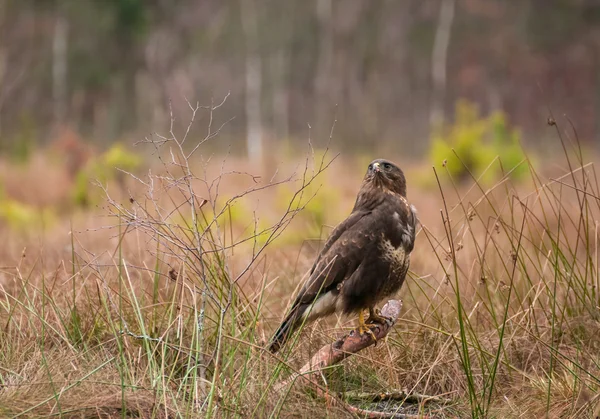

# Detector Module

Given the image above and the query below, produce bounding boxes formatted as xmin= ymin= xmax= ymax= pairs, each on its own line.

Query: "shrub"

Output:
xmin=101 ymin=142 xmax=143 ymax=174
xmin=429 ymin=99 xmax=531 ymax=185
xmin=275 ymin=180 xmax=341 ymax=243
xmin=0 ymin=185 xmax=56 ymax=230
xmin=71 ymin=142 xmax=143 ymax=207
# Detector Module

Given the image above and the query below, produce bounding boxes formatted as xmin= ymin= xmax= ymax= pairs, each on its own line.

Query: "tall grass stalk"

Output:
xmin=2 ymin=108 xmax=600 ymax=417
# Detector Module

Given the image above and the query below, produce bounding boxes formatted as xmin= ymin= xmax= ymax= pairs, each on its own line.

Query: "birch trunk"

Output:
xmin=241 ymin=0 xmax=263 ymax=164
xmin=314 ymin=0 xmax=333 ymax=136
xmin=53 ymin=10 xmax=68 ymax=127
xmin=430 ymin=0 xmax=456 ymax=129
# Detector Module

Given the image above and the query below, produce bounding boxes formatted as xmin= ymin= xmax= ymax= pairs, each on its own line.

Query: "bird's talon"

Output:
xmin=367 ymin=306 xmax=394 ymax=326
xmin=358 ymin=323 xmax=379 ymax=342
xmin=367 ymin=313 xmax=393 ymax=326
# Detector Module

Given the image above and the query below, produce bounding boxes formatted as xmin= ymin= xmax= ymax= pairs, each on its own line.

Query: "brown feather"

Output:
xmin=269 ymin=159 xmax=417 ymax=353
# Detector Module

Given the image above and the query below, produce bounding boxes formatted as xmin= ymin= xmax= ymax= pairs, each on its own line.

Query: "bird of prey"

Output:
xmin=269 ymin=159 xmax=417 ymax=353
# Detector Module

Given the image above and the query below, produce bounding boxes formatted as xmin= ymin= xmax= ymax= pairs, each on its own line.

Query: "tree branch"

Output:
xmin=343 ymin=389 xmax=454 ymax=406
xmin=276 ymin=300 xmax=402 ymax=392
xmin=274 ymin=300 xmax=447 ymax=417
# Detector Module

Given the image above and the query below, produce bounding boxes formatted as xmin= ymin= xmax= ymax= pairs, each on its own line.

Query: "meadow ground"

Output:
xmin=0 ymin=127 xmax=599 ymax=418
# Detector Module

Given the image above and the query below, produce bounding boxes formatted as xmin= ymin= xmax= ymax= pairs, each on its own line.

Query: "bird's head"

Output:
xmin=363 ymin=159 xmax=407 ymax=196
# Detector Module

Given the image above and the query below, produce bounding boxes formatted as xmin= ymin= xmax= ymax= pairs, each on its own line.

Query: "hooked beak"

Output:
xmin=373 ymin=162 xmax=381 ymax=173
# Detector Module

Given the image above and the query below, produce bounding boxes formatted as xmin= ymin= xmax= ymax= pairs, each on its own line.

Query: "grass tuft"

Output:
xmin=1 ymin=109 xmax=599 ymax=417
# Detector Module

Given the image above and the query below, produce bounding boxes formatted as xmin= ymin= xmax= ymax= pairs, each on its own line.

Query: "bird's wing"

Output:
xmin=268 ymin=210 xmax=372 ymax=352
xmin=293 ymin=209 xmax=373 ymax=305
xmin=405 ymin=203 xmax=418 ymax=252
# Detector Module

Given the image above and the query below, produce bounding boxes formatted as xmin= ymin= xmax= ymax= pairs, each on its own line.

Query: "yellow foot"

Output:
xmin=367 ymin=307 xmax=393 ymax=325
xmin=357 ymin=310 xmax=379 ymax=343
xmin=358 ymin=323 xmax=378 ymax=341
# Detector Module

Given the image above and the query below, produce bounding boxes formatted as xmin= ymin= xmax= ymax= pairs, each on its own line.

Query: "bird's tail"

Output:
xmin=268 ymin=303 xmax=309 ymax=353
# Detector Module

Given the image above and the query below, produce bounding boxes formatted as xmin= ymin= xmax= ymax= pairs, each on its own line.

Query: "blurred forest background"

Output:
xmin=3 ymin=3 xmax=600 ymax=417
xmin=2 ymin=0 xmax=600 ymax=162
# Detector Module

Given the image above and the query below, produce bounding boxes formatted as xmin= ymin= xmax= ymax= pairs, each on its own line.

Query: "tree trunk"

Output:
xmin=272 ymin=44 xmax=289 ymax=142
xmin=0 ymin=1 xmax=6 ymax=137
xmin=52 ymin=8 xmax=68 ymax=128
xmin=314 ymin=0 xmax=333 ymax=138
xmin=430 ymin=0 xmax=456 ymax=130
xmin=241 ymin=0 xmax=263 ymax=164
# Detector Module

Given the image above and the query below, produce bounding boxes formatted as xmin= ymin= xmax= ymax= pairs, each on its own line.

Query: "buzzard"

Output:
xmin=269 ymin=159 xmax=417 ymax=353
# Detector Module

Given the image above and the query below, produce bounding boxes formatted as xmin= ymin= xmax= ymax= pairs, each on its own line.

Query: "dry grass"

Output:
xmin=1 ymin=112 xmax=600 ymax=418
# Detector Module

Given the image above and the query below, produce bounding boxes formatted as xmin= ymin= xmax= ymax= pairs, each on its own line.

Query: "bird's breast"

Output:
xmin=377 ymin=237 xmax=410 ymax=296
xmin=380 ymin=238 xmax=409 ymax=273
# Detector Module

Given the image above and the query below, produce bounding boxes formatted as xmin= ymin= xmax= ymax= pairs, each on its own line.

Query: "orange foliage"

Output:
xmin=50 ymin=125 xmax=95 ymax=178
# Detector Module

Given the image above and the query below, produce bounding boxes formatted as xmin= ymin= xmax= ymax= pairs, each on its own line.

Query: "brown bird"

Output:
xmin=269 ymin=159 xmax=418 ymax=353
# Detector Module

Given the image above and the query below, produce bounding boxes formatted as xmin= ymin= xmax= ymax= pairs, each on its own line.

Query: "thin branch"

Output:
xmin=343 ymin=390 xmax=454 ymax=406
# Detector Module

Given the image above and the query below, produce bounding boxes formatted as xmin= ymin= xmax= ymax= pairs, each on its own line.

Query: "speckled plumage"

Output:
xmin=269 ymin=159 xmax=418 ymax=353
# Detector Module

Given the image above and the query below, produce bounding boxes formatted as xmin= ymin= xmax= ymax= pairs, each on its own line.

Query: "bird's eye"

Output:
xmin=368 ymin=164 xmax=373 ymax=171
xmin=383 ymin=163 xmax=391 ymax=170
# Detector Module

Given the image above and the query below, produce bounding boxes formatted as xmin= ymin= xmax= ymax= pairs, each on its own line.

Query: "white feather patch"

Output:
xmin=303 ymin=291 xmax=342 ymax=321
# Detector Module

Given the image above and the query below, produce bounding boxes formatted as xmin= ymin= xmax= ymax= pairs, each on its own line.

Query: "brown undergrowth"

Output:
xmin=0 ymin=107 xmax=599 ymax=418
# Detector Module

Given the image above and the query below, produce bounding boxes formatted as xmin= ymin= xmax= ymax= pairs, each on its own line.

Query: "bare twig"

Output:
xmin=100 ymin=94 xmax=339 ymax=405
xmin=343 ymin=390 xmax=454 ymax=405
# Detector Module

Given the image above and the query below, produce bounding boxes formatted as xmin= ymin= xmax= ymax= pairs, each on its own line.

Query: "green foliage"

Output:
xmin=101 ymin=142 xmax=143 ymax=172
xmin=275 ymin=179 xmax=342 ymax=244
xmin=0 ymin=179 xmax=55 ymax=231
xmin=0 ymin=199 xmax=56 ymax=232
xmin=72 ymin=167 xmax=97 ymax=208
xmin=210 ymin=199 xmax=272 ymax=247
xmin=429 ymin=100 xmax=531 ymax=185
xmin=72 ymin=143 xmax=143 ymax=207
xmin=489 ymin=112 xmax=531 ymax=180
